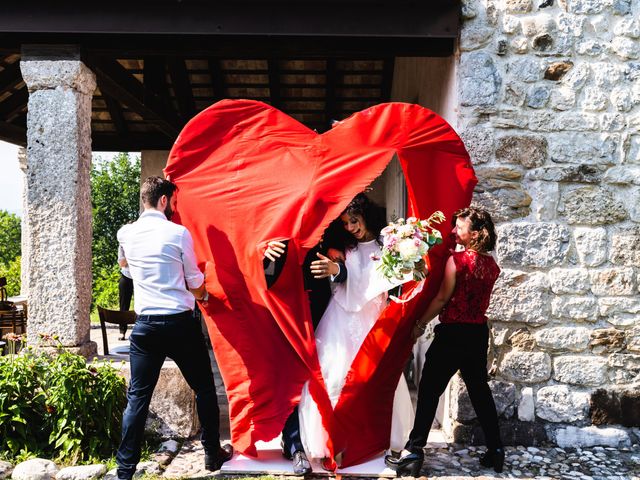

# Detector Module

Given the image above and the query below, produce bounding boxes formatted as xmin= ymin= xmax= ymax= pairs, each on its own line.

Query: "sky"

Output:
xmin=0 ymin=140 xmax=129 ymax=217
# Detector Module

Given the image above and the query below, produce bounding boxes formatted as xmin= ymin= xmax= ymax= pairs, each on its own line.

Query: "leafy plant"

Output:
xmin=0 ymin=210 xmax=21 ymax=267
xmin=0 ymin=336 xmax=127 ymax=463
xmin=91 ymin=153 xmax=140 ymax=309
xmin=0 ymin=255 xmax=21 ymax=296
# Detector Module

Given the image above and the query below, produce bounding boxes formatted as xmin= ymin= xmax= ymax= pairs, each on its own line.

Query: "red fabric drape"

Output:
xmin=164 ymin=100 xmax=476 ymax=466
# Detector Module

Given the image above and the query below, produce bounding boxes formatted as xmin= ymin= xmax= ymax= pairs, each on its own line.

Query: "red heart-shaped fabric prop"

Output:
xmin=164 ymin=100 xmax=476 ymax=467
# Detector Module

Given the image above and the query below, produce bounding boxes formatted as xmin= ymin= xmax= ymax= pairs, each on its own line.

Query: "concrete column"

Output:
xmin=17 ymin=147 xmax=29 ymax=297
xmin=20 ymin=48 xmax=97 ymax=355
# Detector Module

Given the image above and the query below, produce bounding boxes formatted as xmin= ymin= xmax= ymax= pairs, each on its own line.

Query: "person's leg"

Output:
xmin=404 ymin=329 xmax=460 ymax=452
xmin=118 ymin=274 xmax=134 ymax=338
xmin=281 ymin=407 xmax=304 ymax=458
xmin=116 ymin=319 xmax=165 ymax=479
xmin=168 ymin=314 xmax=229 ymax=468
xmin=458 ymin=326 xmax=502 ymax=450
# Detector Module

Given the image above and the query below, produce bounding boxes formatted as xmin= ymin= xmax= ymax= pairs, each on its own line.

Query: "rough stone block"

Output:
xmin=451 ymin=378 xmax=516 ymax=422
xmin=610 ymin=226 xmax=640 ymax=266
xmin=526 ymin=164 xmax=605 ymax=183
xmin=583 ymin=86 xmax=610 ymax=111
xmin=548 ymin=268 xmax=590 ymax=294
xmin=507 ymin=328 xmax=537 ymax=351
xmin=548 ymin=133 xmax=618 ymax=165
xmin=506 ymin=0 xmax=532 ymax=12
xmin=562 ymin=186 xmax=627 ymax=225
xmin=590 ymin=267 xmax=636 ymax=296
xmin=550 ymin=86 xmax=576 ymax=110
xmin=527 ymin=86 xmax=551 ymax=108
xmin=460 ymin=127 xmax=494 ymax=165
xmin=626 ymin=135 xmax=640 ymax=164
xmin=121 ymin=359 xmax=199 ymax=438
xmin=20 ymin=60 xmax=96 ymax=94
xmin=612 ymin=36 xmax=639 ymax=60
xmin=526 ymin=180 xmax=559 ymax=221
xmin=561 ymin=62 xmax=590 ymax=90
xmin=565 ymin=0 xmax=605 ymax=14
xmin=573 ymin=227 xmax=608 ymax=267
xmin=589 ymin=328 xmax=626 ymax=354
xmin=495 ymin=135 xmax=547 ymax=167
xmin=554 ymin=425 xmax=631 ymax=448
xmin=504 ymin=81 xmax=527 ymax=106
xmin=604 ymin=166 xmax=640 ymax=185
xmin=627 ymin=326 xmax=640 ymax=352
xmin=0 ymin=461 xmax=12 ymax=480
xmin=487 ymin=270 xmax=551 ymax=325
xmin=591 ymin=388 xmax=640 ymax=427
xmin=506 ymin=58 xmax=543 ymax=82
xmin=55 ymin=465 xmax=106 ymax=480
xmin=536 ymin=385 xmax=590 ymax=422
xmin=496 ymin=223 xmax=569 ymax=267
xmin=450 ymin=419 xmax=548 ymax=446
xmin=499 ymin=351 xmax=551 ymax=383
xmin=534 ymin=326 xmax=591 ymax=351
xmin=460 ymin=22 xmax=494 ymax=51
xmin=607 ymin=353 xmax=640 ymax=384
xmin=460 ymin=52 xmax=501 ymax=106
xmin=551 ymin=295 xmax=598 ymax=320
xmin=545 ymin=61 xmax=573 ymax=80
xmin=11 ymin=459 xmax=58 ymax=480
xmin=518 ymin=387 xmax=535 ymax=421
xmin=553 ymin=355 xmax=607 ymax=386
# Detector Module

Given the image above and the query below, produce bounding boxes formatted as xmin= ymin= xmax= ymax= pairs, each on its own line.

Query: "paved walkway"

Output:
xmin=91 ymin=326 xmax=639 ymax=480
xmin=159 ymin=439 xmax=640 ymax=479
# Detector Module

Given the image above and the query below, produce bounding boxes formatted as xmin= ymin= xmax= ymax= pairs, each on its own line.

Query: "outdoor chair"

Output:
xmin=0 ymin=309 xmax=27 ymax=337
xmin=97 ymin=306 xmax=136 ymax=355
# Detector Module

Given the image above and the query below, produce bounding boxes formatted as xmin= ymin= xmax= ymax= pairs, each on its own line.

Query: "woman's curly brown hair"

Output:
xmin=453 ymin=207 xmax=497 ymax=253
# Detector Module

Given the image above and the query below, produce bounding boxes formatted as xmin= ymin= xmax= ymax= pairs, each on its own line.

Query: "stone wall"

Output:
xmin=450 ymin=0 xmax=640 ymax=447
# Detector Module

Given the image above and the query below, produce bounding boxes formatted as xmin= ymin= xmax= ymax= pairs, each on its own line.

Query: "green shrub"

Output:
xmin=0 ymin=255 xmax=21 ymax=297
xmin=94 ymin=264 xmax=121 ymax=310
xmin=0 ymin=337 xmax=127 ymax=463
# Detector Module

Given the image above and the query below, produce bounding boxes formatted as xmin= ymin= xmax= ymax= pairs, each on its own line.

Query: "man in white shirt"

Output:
xmin=115 ymin=176 xmax=232 ymax=480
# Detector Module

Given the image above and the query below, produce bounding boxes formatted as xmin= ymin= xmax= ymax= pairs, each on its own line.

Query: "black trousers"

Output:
xmin=118 ymin=274 xmax=134 ymax=335
xmin=405 ymin=323 xmax=502 ymax=453
xmin=116 ymin=311 xmax=221 ymax=479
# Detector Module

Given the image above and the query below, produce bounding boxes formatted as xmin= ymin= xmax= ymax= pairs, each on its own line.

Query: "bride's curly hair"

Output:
xmin=453 ymin=206 xmax=497 ymax=253
xmin=324 ymin=193 xmax=386 ymax=251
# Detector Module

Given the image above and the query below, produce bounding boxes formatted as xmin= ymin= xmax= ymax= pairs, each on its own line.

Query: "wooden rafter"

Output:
xmin=268 ymin=58 xmax=281 ymax=109
xmin=207 ymin=58 xmax=225 ymax=102
xmin=0 ymin=60 xmax=22 ymax=92
xmin=0 ymin=87 xmax=27 ymax=121
xmin=86 ymin=55 xmax=180 ymax=139
xmin=102 ymin=92 xmax=127 ymax=138
xmin=167 ymin=57 xmax=196 ymax=121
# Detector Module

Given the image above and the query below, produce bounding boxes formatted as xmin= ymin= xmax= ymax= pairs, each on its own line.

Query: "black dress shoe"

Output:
xmin=204 ymin=444 xmax=234 ymax=471
xmin=385 ymin=451 xmax=424 ymax=477
xmin=291 ymin=450 xmax=312 ymax=475
xmin=479 ymin=447 xmax=505 ymax=473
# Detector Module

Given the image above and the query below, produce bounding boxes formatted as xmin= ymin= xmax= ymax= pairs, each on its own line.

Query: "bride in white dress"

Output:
xmin=298 ymin=193 xmax=414 ymax=462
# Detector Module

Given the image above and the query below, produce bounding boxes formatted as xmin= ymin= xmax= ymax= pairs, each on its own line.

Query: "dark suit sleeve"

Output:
xmin=331 ymin=261 xmax=347 ymax=283
xmin=264 ymin=240 xmax=289 ymax=289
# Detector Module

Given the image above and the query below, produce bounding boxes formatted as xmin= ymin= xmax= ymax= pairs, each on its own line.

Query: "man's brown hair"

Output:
xmin=140 ymin=176 xmax=177 ymax=207
xmin=453 ymin=206 xmax=497 ymax=253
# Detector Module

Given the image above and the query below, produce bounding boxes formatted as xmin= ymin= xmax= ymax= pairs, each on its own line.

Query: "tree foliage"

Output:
xmin=0 ymin=210 xmax=21 ymax=267
xmin=91 ymin=153 xmax=140 ymax=307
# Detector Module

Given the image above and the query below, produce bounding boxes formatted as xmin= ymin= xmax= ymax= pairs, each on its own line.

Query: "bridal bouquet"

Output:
xmin=376 ymin=212 xmax=446 ymax=282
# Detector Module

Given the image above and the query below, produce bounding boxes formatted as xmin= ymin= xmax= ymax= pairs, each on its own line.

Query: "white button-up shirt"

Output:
xmin=117 ymin=210 xmax=204 ymax=315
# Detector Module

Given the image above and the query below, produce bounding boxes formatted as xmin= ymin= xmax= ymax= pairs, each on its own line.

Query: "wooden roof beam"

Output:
xmin=0 ymin=87 xmax=27 ymax=121
xmin=0 ymin=119 xmax=26 ymax=146
xmin=167 ymin=57 xmax=196 ymax=121
xmin=85 ymin=55 xmax=180 ymax=139
xmin=207 ymin=58 xmax=225 ymax=102
xmin=0 ymin=60 xmax=22 ymax=92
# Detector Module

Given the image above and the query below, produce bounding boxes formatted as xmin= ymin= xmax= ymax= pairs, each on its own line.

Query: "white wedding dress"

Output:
xmin=298 ymin=239 xmax=415 ymax=460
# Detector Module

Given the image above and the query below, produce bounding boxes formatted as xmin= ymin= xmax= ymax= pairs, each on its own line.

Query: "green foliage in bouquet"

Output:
xmin=378 ymin=211 xmax=446 ymax=282
xmin=0 ymin=335 xmax=127 ymax=463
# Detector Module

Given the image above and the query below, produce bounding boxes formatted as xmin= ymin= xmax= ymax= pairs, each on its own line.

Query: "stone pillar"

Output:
xmin=20 ymin=47 xmax=97 ymax=356
xmin=17 ymin=147 xmax=29 ymax=297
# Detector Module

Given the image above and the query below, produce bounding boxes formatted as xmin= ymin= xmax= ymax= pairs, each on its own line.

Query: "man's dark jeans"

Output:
xmin=116 ymin=311 xmax=220 ymax=479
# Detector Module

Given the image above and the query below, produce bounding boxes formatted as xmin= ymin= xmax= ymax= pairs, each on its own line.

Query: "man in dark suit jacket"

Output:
xmin=263 ymin=238 xmax=346 ymax=474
